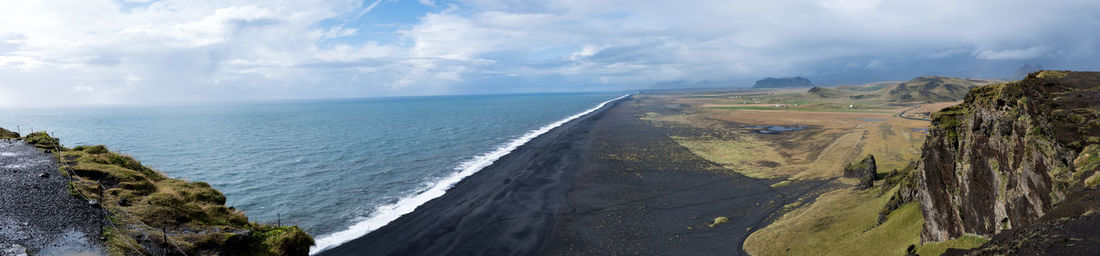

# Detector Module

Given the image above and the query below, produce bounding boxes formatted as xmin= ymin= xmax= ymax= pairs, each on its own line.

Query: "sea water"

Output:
xmin=0 ymin=92 xmax=623 ymax=252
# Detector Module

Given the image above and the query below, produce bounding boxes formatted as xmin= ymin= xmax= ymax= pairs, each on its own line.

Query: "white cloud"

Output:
xmin=0 ymin=0 xmax=1097 ymax=106
xmin=975 ymin=46 xmax=1052 ymax=60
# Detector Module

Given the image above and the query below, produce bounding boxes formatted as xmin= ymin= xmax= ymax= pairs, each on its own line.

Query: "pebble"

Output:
xmin=2 ymin=244 xmax=29 ymax=256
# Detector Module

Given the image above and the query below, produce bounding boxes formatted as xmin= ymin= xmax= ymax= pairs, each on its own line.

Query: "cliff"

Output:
xmin=753 ymin=77 xmax=814 ymax=88
xmin=916 ymin=71 xmax=1100 ymax=242
xmin=7 ymin=130 xmax=314 ymax=255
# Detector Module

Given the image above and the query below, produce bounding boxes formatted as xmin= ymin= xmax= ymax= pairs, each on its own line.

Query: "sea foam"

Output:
xmin=309 ymin=94 xmax=628 ymax=254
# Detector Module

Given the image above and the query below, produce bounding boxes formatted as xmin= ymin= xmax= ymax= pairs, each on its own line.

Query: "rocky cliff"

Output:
xmin=917 ymin=71 xmax=1100 ymax=242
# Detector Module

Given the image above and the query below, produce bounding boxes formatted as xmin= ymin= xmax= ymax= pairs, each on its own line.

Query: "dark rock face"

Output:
xmin=753 ymin=77 xmax=814 ymax=88
xmin=916 ymin=71 xmax=1100 ymax=242
xmin=844 ymin=154 xmax=877 ymax=190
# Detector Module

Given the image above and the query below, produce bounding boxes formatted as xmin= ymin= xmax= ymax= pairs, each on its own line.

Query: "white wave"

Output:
xmin=309 ymin=94 xmax=628 ymax=254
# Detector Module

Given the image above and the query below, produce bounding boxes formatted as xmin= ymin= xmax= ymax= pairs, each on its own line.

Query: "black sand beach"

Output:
xmin=319 ymin=96 xmax=829 ymax=255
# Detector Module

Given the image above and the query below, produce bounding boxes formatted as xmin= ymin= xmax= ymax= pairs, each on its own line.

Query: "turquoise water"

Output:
xmin=0 ymin=92 xmax=622 ymax=251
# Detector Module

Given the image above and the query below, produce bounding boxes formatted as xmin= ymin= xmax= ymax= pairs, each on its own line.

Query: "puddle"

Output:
xmin=746 ymin=125 xmax=807 ymax=134
xmin=859 ymin=118 xmax=886 ymax=122
xmin=36 ymin=229 xmax=104 ymax=256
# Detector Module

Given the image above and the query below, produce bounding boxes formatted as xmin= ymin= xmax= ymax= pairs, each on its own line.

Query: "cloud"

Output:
xmin=975 ymin=46 xmax=1051 ymax=60
xmin=0 ymin=0 xmax=1098 ymax=107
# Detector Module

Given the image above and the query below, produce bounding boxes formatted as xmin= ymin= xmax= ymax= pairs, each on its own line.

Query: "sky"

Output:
xmin=1 ymin=0 xmax=1098 ymax=106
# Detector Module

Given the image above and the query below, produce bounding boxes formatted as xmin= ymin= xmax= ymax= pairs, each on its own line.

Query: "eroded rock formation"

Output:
xmin=916 ymin=71 xmax=1100 ymax=242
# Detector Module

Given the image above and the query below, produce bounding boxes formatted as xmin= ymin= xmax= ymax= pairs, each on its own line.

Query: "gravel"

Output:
xmin=0 ymin=139 xmax=105 ymax=255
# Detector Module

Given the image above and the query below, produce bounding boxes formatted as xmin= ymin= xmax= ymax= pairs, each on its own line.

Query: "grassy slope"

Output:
xmin=18 ymin=131 xmax=313 ymax=255
xmin=915 ymin=234 xmax=989 ymax=256
xmin=744 ymin=186 xmax=923 ymax=256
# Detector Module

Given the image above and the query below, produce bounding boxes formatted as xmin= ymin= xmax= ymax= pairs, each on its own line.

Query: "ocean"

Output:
xmin=0 ymin=92 xmax=623 ymax=253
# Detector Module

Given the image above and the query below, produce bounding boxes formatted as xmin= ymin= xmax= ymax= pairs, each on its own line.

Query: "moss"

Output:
xmin=915 ymin=234 xmax=989 ymax=256
xmin=708 ymin=216 xmax=730 ymax=228
xmin=0 ymin=127 xmax=19 ymax=139
xmin=52 ymin=142 xmax=314 ymax=254
xmin=1035 ymin=70 xmax=1069 ymax=79
xmin=22 ymin=131 xmax=61 ymax=151
xmin=1076 ymin=145 xmax=1100 ymax=188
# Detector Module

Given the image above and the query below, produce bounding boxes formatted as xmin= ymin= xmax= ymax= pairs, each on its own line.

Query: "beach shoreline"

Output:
xmin=318 ymin=96 xmax=830 ymax=255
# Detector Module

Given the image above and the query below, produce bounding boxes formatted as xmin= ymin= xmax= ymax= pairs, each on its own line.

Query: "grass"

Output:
xmin=914 ymin=234 xmax=989 ymax=256
xmin=672 ymin=136 xmax=787 ymax=178
xmin=706 ymin=106 xmax=894 ymax=113
xmin=0 ymin=127 xmax=18 ymax=139
xmin=15 ymin=131 xmax=314 ymax=255
xmin=744 ymin=186 xmax=923 ymax=256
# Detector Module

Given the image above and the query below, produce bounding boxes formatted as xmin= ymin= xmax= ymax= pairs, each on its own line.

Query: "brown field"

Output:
xmin=643 ymin=92 xmax=952 ymax=181
xmin=638 ymin=87 xmax=971 ymax=256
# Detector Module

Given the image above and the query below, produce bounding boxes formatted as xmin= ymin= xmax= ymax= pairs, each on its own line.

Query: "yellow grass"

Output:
xmin=744 ymin=187 xmax=923 ymax=256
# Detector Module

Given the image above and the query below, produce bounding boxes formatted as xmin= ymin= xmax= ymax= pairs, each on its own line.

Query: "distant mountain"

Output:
xmin=753 ymin=77 xmax=814 ymax=88
xmin=806 ymin=86 xmax=852 ymax=98
xmin=1011 ymin=64 xmax=1043 ymax=80
xmin=883 ymin=76 xmax=1002 ymax=102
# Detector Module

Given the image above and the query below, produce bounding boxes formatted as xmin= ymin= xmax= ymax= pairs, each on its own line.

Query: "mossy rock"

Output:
xmin=0 ymin=127 xmax=19 ymax=139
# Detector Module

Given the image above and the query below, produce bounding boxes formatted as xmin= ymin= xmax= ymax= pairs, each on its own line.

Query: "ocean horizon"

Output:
xmin=0 ymin=92 xmax=624 ymax=253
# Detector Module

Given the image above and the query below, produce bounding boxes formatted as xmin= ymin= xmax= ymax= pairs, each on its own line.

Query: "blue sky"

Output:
xmin=1 ymin=0 xmax=1098 ymax=106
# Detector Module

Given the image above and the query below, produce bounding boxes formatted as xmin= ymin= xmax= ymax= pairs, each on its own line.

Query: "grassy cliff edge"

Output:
xmin=6 ymin=128 xmax=313 ymax=255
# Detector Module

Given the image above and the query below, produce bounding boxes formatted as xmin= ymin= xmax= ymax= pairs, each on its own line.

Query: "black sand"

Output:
xmin=0 ymin=139 xmax=105 ymax=255
xmin=319 ymin=97 xmax=827 ymax=255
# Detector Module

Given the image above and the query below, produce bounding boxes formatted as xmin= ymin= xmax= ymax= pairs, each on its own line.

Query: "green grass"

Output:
xmin=915 ymin=234 xmax=989 ymax=256
xmin=744 ymin=186 xmax=923 ymax=256
xmin=706 ymin=106 xmax=894 ymax=113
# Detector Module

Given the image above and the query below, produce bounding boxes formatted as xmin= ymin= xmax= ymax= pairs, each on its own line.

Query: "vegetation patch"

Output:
xmin=20 ymin=132 xmax=313 ymax=255
xmin=0 ymin=127 xmax=18 ymax=139
xmin=744 ymin=187 xmax=922 ymax=256
xmin=914 ymin=234 xmax=989 ymax=256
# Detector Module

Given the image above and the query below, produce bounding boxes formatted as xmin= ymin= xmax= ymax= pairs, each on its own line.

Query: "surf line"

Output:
xmin=310 ymin=94 xmax=630 ymax=254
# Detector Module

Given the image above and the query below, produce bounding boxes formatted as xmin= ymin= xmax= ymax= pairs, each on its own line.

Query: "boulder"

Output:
xmin=844 ymin=154 xmax=877 ymax=190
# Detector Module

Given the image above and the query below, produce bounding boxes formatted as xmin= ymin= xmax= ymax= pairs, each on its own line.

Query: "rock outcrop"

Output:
xmin=916 ymin=71 xmax=1100 ymax=242
xmin=753 ymin=77 xmax=814 ymax=88
xmin=844 ymin=154 xmax=877 ymax=190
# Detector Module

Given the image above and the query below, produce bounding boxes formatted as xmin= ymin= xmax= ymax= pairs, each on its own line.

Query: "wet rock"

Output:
xmin=844 ymin=154 xmax=876 ymax=190
xmin=39 ymin=172 xmax=49 ymax=178
xmin=3 ymin=244 xmax=28 ymax=256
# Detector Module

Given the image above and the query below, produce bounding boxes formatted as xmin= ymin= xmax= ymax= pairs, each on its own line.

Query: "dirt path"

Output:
xmin=897 ymin=105 xmax=932 ymax=121
xmin=0 ymin=139 xmax=105 ymax=255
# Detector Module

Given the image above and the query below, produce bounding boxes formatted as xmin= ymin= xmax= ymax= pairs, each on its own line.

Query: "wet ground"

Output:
xmin=0 ymin=139 xmax=105 ymax=255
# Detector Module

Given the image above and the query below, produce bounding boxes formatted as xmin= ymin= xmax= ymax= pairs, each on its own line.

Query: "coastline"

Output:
xmin=316 ymin=94 xmax=627 ymax=255
xmin=317 ymin=95 xmax=831 ymax=255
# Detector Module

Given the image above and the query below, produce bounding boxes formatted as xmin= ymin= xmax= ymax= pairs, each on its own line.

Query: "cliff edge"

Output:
xmin=917 ymin=71 xmax=1100 ymax=242
xmin=0 ymin=128 xmax=314 ymax=255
